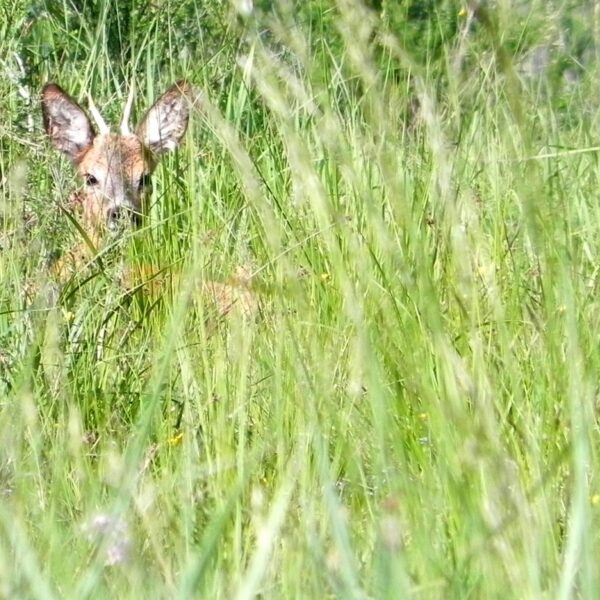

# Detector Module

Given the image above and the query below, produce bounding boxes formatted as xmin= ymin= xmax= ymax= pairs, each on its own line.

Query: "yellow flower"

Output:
xmin=168 ymin=432 xmax=184 ymax=447
xmin=62 ymin=309 xmax=75 ymax=322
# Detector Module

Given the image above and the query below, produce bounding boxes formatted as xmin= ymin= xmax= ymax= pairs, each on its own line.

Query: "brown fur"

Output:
xmin=42 ymin=82 xmax=258 ymax=318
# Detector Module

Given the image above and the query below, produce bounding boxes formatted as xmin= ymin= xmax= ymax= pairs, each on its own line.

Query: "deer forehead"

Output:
xmin=77 ymin=134 xmax=155 ymax=179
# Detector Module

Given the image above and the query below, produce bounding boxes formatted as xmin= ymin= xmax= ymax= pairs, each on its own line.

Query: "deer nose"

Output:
xmin=106 ymin=206 xmax=123 ymax=227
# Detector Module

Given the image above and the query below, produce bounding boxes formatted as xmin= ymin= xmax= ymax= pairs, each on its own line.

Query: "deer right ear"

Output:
xmin=41 ymin=83 xmax=95 ymax=163
xmin=136 ymin=81 xmax=191 ymax=156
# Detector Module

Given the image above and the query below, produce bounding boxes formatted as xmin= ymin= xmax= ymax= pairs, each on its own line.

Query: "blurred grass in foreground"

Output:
xmin=0 ymin=0 xmax=599 ymax=597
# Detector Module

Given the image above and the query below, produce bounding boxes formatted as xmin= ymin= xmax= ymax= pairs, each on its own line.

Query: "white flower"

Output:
xmin=235 ymin=0 xmax=253 ymax=17
xmin=83 ymin=512 xmax=132 ymax=566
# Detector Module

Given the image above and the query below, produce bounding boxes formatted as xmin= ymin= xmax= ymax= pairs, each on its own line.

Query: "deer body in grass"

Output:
xmin=41 ymin=82 xmax=256 ymax=317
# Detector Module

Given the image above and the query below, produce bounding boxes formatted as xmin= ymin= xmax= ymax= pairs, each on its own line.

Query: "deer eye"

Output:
xmin=138 ymin=173 xmax=152 ymax=191
xmin=84 ymin=174 xmax=98 ymax=186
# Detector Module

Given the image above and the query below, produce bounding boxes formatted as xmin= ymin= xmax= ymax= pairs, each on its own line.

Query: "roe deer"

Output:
xmin=41 ymin=81 xmax=257 ymax=317
xmin=42 ymin=81 xmax=191 ymax=234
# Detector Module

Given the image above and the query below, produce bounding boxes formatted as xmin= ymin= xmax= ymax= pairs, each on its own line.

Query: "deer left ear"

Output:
xmin=41 ymin=83 xmax=95 ymax=164
xmin=136 ymin=81 xmax=191 ymax=156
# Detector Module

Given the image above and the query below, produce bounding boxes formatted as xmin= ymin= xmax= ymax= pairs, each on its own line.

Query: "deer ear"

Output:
xmin=136 ymin=81 xmax=190 ymax=155
xmin=41 ymin=83 xmax=95 ymax=163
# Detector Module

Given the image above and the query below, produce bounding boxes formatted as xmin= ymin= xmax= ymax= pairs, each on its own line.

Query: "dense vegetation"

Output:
xmin=1 ymin=0 xmax=600 ymax=597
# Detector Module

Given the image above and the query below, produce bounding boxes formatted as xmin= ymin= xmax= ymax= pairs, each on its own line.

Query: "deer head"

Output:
xmin=41 ymin=81 xmax=191 ymax=234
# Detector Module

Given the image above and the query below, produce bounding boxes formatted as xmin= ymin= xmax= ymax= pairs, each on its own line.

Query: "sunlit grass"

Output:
xmin=1 ymin=0 xmax=600 ymax=597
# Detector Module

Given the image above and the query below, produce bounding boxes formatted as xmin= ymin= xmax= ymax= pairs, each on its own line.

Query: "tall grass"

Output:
xmin=1 ymin=0 xmax=600 ymax=597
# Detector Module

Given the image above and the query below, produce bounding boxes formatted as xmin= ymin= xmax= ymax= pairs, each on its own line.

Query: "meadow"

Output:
xmin=0 ymin=0 xmax=599 ymax=597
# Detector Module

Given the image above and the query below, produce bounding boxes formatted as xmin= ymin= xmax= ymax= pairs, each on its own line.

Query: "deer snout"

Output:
xmin=106 ymin=206 xmax=123 ymax=222
xmin=106 ymin=206 xmax=124 ymax=229
xmin=106 ymin=205 xmax=142 ymax=230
